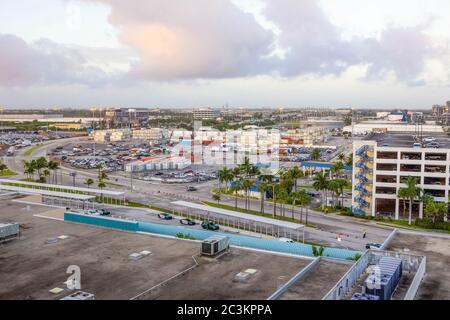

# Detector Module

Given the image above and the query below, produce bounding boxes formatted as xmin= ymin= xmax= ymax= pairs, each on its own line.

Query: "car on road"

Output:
xmin=365 ymin=243 xmax=382 ymax=250
xmin=98 ymin=209 xmax=111 ymax=216
xmin=423 ymin=137 xmax=436 ymax=143
xmin=158 ymin=213 xmax=173 ymax=220
xmin=180 ymin=218 xmax=196 ymax=226
xmin=413 ymin=143 xmax=422 ymax=148
xmin=278 ymin=237 xmax=295 ymax=243
xmin=186 ymin=186 xmax=197 ymax=192
xmin=425 ymin=141 xmax=440 ymax=148
xmin=381 ymin=144 xmax=390 ymax=147
xmin=201 ymin=221 xmax=219 ymax=231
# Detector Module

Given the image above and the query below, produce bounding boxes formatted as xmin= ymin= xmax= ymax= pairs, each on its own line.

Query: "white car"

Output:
xmin=278 ymin=237 xmax=295 ymax=243
xmin=423 ymin=137 xmax=436 ymax=143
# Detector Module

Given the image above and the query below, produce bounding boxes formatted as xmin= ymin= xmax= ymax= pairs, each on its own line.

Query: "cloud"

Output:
xmin=262 ymin=0 xmax=440 ymax=86
xmin=89 ymin=0 xmax=276 ymax=80
xmin=0 ymin=33 xmax=109 ymax=87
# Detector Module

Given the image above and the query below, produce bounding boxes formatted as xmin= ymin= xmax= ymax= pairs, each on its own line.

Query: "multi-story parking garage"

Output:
xmin=352 ymin=140 xmax=450 ymax=220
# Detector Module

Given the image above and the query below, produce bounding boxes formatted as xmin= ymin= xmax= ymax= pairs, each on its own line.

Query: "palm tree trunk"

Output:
xmin=234 ymin=192 xmax=238 ymax=209
xmin=260 ymin=193 xmax=264 ymax=214
xmin=291 ymin=201 xmax=295 ymax=220
xmin=409 ymin=199 xmax=413 ymax=225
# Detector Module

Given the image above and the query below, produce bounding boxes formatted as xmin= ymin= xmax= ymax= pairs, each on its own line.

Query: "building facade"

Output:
xmin=352 ymin=141 xmax=450 ymax=220
xmin=192 ymin=108 xmax=218 ymax=120
xmin=105 ymin=108 xmax=149 ymax=128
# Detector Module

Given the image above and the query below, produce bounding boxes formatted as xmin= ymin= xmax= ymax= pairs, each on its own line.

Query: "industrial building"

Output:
xmin=124 ymin=156 xmax=191 ymax=172
xmin=192 ymin=108 xmax=218 ymax=120
xmin=104 ymin=108 xmax=150 ymax=128
xmin=352 ymin=140 xmax=450 ymax=220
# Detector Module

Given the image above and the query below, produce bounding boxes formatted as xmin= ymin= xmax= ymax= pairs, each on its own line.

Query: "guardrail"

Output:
xmin=380 ymin=228 xmax=398 ymax=250
xmin=404 ymin=256 xmax=426 ymax=300
xmin=267 ymin=257 xmax=320 ymax=300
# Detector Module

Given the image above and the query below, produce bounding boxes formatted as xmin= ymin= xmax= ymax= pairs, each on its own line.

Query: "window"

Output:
xmin=377 ymin=163 xmax=397 ymax=171
xmin=424 ymin=165 xmax=446 ymax=173
xmin=377 ymin=151 xmax=397 ymax=160
xmin=401 ymin=152 xmax=422 ymax=160
xmin=424 ymin=177 xmax=446 ymax=186
xmin=400 ymin=164 xmax=421 ymax=172
xmin=375 ymin=198 xmax=396 ymax=218
xmin=425 ymin=153 xmax=447 ymax=161
xmin=376 ymin=187 xmax=397 ymax=195
xmin=400 ymin=176 xmax=420 ymax=184
xmin=376 ymin=175 xmax=397 ymax=183
xmin=424 ymin=189 xmax=445 ymax=197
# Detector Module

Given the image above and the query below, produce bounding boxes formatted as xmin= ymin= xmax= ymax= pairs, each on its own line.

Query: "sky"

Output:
xmin=0 ymin=0 xmax=449 ymax=109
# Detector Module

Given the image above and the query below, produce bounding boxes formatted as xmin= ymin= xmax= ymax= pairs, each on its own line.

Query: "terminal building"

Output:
xmin=352 ymin=140 xmax=450 ymax=220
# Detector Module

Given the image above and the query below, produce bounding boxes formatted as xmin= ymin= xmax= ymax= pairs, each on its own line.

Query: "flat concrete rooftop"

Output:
xmin=386 ymin=233 xmax=450 ymax=300
xmin=373 ymin=132 xmax=450 ymax=149
xmin=0 ymin=199 xmax=310 ymax=300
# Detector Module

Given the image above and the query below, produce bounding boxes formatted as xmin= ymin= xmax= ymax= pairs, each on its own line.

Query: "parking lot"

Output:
xmin=374 ymin=132 xmax=450 ymax=148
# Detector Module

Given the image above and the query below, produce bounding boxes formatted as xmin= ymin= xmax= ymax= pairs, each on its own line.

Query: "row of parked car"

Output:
xmin=157 ymin=213 xmax=220 ymax=230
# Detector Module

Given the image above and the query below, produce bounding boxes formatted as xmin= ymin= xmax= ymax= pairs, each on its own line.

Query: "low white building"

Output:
xmin=125 ymin=156 xmax=191 ymax=172
xmin=343 ymin=121 xmax=444 ymax=135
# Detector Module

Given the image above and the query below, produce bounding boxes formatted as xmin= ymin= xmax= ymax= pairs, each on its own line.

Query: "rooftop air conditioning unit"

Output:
xmin=60 ymin=291 xmax=95 ymax=300
xmin=201 ymin=236 xmax=230 ymax=256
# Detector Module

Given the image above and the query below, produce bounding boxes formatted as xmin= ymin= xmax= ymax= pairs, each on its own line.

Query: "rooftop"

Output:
xmin=371 ymin=132 xmax=450 ymax=149
xmin=0 ymin=199 xmax=310 ymax=300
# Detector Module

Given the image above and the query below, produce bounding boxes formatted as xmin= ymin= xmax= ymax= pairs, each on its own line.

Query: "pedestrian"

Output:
xmin=362 ymin=230 xmax=367 ymax=239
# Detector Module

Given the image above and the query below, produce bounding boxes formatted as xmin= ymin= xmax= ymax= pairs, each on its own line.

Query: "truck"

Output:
xmin=6 ymin=146 xmax=15 ymax=156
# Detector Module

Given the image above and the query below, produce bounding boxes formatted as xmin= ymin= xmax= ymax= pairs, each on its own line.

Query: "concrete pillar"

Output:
xmin=395 ymin=199 xmax=399 ymax=220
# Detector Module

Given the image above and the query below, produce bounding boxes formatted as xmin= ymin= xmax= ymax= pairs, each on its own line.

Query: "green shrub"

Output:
xmin=175 ymin=233 xmax=197 ymax=240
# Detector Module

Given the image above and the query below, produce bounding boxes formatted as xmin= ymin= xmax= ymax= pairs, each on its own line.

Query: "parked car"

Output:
xmin=186 ymin=186 xmax=197 ymax=191
xmin=98 ymin=209 xmax=111 ymax=216
xmin=180 ymin=218 xmax=196 ymax=226
xmin=201 ymin=221 xmax=219 ymax=231
xmin=365 ymin=243 xmax=382 ymax=250
xmin=413 ymin=143 xmax=422 ymax=148
xmin=158 ymin=213 xmax=173 ymax=220
xmin=278 ymin=237 xmax=295 ymax=243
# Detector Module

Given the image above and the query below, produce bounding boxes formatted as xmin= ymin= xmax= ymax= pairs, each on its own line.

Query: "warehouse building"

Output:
xmin=125 ymin=156 xmax=191 ymax=172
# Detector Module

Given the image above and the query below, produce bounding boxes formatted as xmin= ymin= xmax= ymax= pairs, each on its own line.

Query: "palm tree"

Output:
xmin=276 ymin=185 xmax=289 ymax=217
xmin=85 ymin=178 xmax=94 ymax=188
xmin=337 ymin=153 xmax=345 ymax=162
xmin=398 ymin=177 xmax=422 ymax=225
xmin=313 ymin=171 xmax=329 ymax=208
xmin=424 ymin=200 xmax=447 ymax=224
xmin=257 ymin=181 xmax=268 ymax=214
xmin=230 ymin=182 xmax=241 ymax=209
xmin=212 ymin=192 xmax=221 ymax=204
xmin=218 ymin=167 xmax=233 ymax=195
xmin=331 ymin=161 xmax=344 ymax=178
xmin=0 ymin=162 xmax=7 ymax=171
xmin=242 ymin=179 xmax=253 ymax=211
xmin=286 ymin=167 xmax=304 ymax=192
xmin=345 ymin=153 xmax=353 ymax=167
xmin=297 ymin=190 xmax=312 ymax=224
xmin=98 ymin=180 xmax=106 ymax=191
xmin=311 ymin=148 xmax=321 ymax=161
xmin=43 ymin=169 xmax=50 ymax=183
xmin=47 ymin=160 xmax=59 ymax=184
xmin=35 ymin=157 xmax=48 ymax=176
